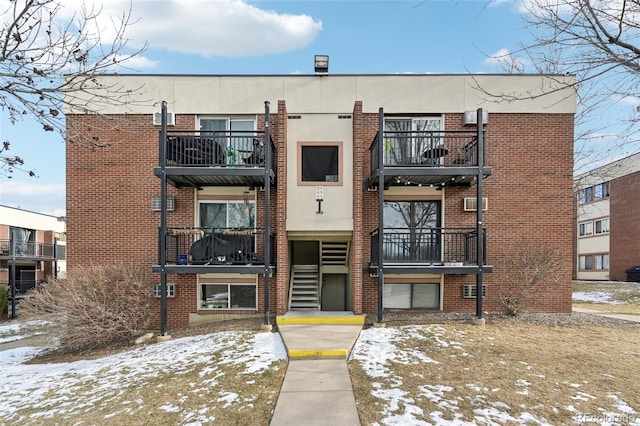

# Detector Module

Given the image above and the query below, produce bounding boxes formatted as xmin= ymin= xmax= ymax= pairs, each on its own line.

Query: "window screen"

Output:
xmin=301 ymin=146 xmax=339 ymax=182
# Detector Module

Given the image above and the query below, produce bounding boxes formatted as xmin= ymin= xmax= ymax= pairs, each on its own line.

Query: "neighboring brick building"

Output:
xmin=0 ymin=205 xmax=66 ymax=302
xmin=66 ymin=74 xmax=576 ymax=329
xmin=575 ymin=152 xmax=640 ymax=281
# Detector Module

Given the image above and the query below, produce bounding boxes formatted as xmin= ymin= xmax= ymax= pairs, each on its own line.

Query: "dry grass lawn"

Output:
xmin=350 ymin=320 xmax=640 ymax=424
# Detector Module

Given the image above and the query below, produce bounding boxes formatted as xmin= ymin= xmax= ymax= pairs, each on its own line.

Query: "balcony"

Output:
xmin=369 ymin=227 xmax=491 ymax=274
xmin=368 ymin=130 xmax=491 ymax=189
xmin=154 ymin=130 xmax=276 ymax=188
xmin=0 ymin=240 xmax=55 ymax=261
xmin=154 ymin=227 xmax=275 ymax=274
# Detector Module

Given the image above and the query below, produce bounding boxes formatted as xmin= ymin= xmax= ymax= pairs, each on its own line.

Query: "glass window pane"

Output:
xmin=603 ymin=254 xmax=609 ymax=269
xmin=228 ymin=202 xmax=255 ymax=228
xmin=200 ymin=203 xmax=227 ymax=229
xmin=230 ymin=285 xmax=256 ymax=309
xmin=412 ymin=284 xmax=439 ymax=309
xmin=383 ymin=284 xmax=411 ymax=308
xmin=201 ymin=284 xmax=228 ymax=309
xmin=384 ymin=119 xmax=411 ymax=165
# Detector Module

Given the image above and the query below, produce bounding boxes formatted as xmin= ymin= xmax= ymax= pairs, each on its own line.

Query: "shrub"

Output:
xmin=19 ymin=264 xmax=156 ymax=351
xmin=498 ymin=239 xmax=563 ymax=316
xmin=0 ymin=285 xmax=8 ymax=318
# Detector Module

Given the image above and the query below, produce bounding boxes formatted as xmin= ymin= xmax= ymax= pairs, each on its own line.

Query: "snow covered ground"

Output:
xmin=572 ymin=291 xmax=622 ymax=304
xmin=0 ymin=322 xmax=287 ymax=425
xmin=350 ymin=325 xmax=640 ymax=426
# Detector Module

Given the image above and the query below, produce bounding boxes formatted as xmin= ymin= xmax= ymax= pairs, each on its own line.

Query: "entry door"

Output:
xmin=322 ymin=274 xmax=346 ymax=311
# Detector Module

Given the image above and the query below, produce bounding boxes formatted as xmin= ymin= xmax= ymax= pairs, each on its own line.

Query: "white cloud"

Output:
xmin=612 ymin=95 xmax=640 ymax=106
xmin=0 ymin=180 xmax=65 ymax=216
xmin=484 ymin=48 xmax=527 ymax=72
xmin=63 ymin=0 xmax=322 ymax=59
xmin=489 ymin=0 xmax=512 ymax=7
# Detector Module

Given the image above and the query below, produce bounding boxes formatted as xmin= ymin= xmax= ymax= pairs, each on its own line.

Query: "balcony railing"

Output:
xmin=163 ymin=130 xmax=276 ymax=172
xmin=370 ymin=227 xmax=486 ymax=265
xmin=370 ymin=130 xmax=486 ymax=174
xmin=0 ymin=240 xmax=55 ymax=259
xmin=160 ymin=227 xmax=275 ymax=266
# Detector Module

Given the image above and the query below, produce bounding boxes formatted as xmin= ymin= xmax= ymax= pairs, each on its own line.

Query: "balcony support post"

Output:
xmin=377 ymin=107 xmax=385 ymax=323
xmin=10 ymin=230 xmax=16 ymax=319
xmin=263 ymin=101 xmax=271 ymax=325
xmin=159 ymin=100 xmax=169 ymax=336
xmin=475 ymin=108 xmax=485 ymax=319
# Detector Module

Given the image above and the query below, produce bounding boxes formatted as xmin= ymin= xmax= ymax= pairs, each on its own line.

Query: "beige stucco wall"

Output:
xmin=286 ymin=114 xmax=353 ymax=231
xmin=65 ymin=74 xmax=577 ymax=115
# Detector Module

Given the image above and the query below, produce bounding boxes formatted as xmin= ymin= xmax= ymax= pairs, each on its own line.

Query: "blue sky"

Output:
xmin=0 ymin=0 xmax=630 ymax=216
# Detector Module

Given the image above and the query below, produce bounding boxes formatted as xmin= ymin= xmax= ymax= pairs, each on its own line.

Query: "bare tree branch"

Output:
xmin=0 ymin=0 xmax=150 ymax=176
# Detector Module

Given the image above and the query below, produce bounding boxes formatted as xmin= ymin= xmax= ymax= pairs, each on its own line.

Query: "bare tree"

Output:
xmin=499 ymin=238 xmax=564 ymax=316
xmin=0 ymin=0 xmax=147 ymax=177
xmin=472 ymin=0 xmax=640 ymax=172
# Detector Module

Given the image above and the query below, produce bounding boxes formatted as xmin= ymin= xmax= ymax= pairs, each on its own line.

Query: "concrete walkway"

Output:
xmin=270 ymin=312 xmax=365 ymax=426
xmin=573 ymin=307 xmax=640 ymax=323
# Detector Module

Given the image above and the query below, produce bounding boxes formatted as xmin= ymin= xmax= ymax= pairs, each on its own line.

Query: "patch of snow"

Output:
xmin=573 ymin=291 xmax=622 ymax=304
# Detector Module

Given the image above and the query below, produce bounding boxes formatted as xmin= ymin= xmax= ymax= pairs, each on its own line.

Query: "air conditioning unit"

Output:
xmin=463 ymin=197 xmax=488 ymax=212
xmin=151 ymin=196 xmax=175 ymax=212
xmin=462 ymin=284 xmax=486 ymax=299
xmin=153 ymin=112 xmax=175 ymax=126
xmin=154 ymin=283 xmax=176 ymax=298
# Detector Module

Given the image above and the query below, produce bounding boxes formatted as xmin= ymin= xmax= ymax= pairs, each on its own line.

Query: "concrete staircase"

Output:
xmin=288 ymin=265 xmax=320 ymax=310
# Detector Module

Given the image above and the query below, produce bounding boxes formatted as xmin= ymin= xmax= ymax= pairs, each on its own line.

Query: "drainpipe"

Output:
xmin=159 ymin=101 xmax=168 ymax=335
xmin=475 ymin=108 xmax=484 ymax=319
xmin=377 ymin=108 xmax=385 ymax=323
xmin=263 ymin=101 xmax=271 ymax=325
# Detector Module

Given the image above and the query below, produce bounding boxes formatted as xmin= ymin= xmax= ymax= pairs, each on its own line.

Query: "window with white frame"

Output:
xmin=383 ymin=117 xmax=441 ymax=165
xmin=200 ymin=283 xmax=256 ymax=309
xmin=383 ymin=283 xmax=440 ymax=309
xmin=579 ymin=221 xmax=593 ymax=237
xmin=595 ymin=218 xmax=609 ymax=234
xmin=199 ymin=117 xmax=255 ymax=165
xmin=579 ymin=254 xmax=609 ymax=270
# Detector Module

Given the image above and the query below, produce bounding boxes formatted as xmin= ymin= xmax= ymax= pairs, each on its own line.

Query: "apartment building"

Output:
xmin=0 ymin=205 xmax=66 ymax=300
xmin=66 ymin=74 xmax=576 ymax=329
xmin=575 ymin=152 xmax=640 ymax=281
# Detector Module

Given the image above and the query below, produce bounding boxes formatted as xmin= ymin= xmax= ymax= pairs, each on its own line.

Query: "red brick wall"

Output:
xmin=68 ymin=107 xmax=574 ymax=328
xmin=610 ymin=171 xmax=640 ymax=280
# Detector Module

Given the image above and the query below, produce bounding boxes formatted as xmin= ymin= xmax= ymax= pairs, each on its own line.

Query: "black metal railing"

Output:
xmin=370 ymin=130 xmax=486 ymax=174
xmin=370 ymin=227 xmax=487 ymax=265
xmin=159 ymin=227 xmax=275 ymax=266
xmin=0 ymin=240 xmax=55 ymax=259
xmin=162 ymin=130 xmax=276 ymax=172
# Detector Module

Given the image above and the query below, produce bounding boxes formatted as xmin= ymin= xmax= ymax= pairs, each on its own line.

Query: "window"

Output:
xmin=595 ymin=218 xmax=609 ymax=234
xmin=200 ymin=283 xmax=256 ymax=309
xmin=384 ymin=117 xmax=441 ymax=165
xmin=578 ymin=182 xmax=609 ymax=205
xmin=383 ymin=283 xmax=440 ymax=309
xmin=200 ymin=117 xmax=255 ymax=165
xmin=383 ymin=201 xmax=441 ymax=262
xmin=594 ymin=182 xmax=610 ymax=199
xmin=56 ymin=244 xmax=66 ymax=260
xmin=579 ymin=254 xmax=609 ymax=270
xmin=199 ymin=201 xmax=255 ymax=229
xmin=298 ymin=142 xmax=343 ymax=184
xmin=579 ymin=221 xmax=593 ymax=237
